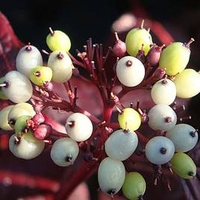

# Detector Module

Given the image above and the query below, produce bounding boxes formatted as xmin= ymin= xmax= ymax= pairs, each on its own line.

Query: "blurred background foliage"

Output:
xmin=1 ymin=0 xmax=200 ymax=60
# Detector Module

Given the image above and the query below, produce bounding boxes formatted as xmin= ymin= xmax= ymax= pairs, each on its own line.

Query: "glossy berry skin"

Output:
xmin=98 ymin=157 xmax=125 ymax=196
xmin=151 ymin=78 xmax=176 ymax=105
xmin=170 ymin=152 xmax=196 ymax=179
xmin=65 ymin=112 xmax=93 ymax=142
xmin=14 ymin=115 xmax=32 ymax=134
xmin=50 ymin=137 xmax=79 ymax=167
xmin=147 ymin=104 xmax=177 ymax=131
xmin=118 ymin=107 xmax=141 ymax=131
xmin=29 ymin=66 xmax=53 ymax=86
xmin=125 ymin=27 xmax=152 ymax=57
xmin=145 ymin=136 xmax=175 ymax=165
xmin=122 ymin=172 xmax=146 ymax=200
xmin=2 ymin=70 xmax=33 ymax=103
xmin=47 ymin=50 xmax=74 ymax=83
xmin=0 ymin=105 xmax=14 ymax=131
xmin=166 ymin=123 xmax=198 ymax=152
xmin=8 ymin=102 xmax=36 ymax=126
xmin=46 ymin=30 xmax=71 ymax=52
xmin=105 ymin=129 xmax=138 ymax=161
xmin=16 ymin=44 xmax=43 ymax=77
xmin=9 ymin=131 xmax=45 ymax=160
xmin=116 ymin=56 xmax=145 ymax=87
xmin=173 ymin=68 xmax=200 ymax=98
xmin=159 ymin=42 xmax=191 ymax=76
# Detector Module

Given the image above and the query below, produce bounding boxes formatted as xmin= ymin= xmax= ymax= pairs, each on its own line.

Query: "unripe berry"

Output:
xmin=29 ymin=66 xmax=53 ymax=86
xmin=33 ymin=123 xmax=52 ymax=140
xmin=46 ymin=28 xmax=71 ymax=52
xmin=125 ymin=20 xmax=152 ymax=57
xmin=159 ymin=39 xmax=194 ymax=76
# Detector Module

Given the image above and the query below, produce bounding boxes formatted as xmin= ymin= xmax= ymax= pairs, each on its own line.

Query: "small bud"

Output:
xmin=147 ymin=44 xmax=165 ymax=66
xmin=32 ymin=113 xmax=45 ymax=126
xmin=33 ymin=123 xmax=52 ymax=140
xmin=112 ymin=32 xmax=126 ymax=57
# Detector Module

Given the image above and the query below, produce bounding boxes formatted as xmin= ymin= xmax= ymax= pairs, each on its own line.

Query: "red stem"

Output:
xmin=22 ymin=194 xmax=54 ymax=200
xmin=55 ymin=158 xmax=99 ymax=200
xmin=43 ymin=114 xmax=66 ymax=134
xmin=0 ymin=169 xmax=59 ymax=192
xmin=103 ymin=104 xmax=115 ymax=123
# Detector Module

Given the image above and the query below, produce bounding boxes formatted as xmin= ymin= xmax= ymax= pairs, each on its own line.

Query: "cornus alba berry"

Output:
xmin=0 ymin=21 xmax=200 ymax=199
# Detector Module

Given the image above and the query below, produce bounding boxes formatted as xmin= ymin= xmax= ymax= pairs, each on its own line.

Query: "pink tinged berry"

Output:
xmin=147 ymin=44 xmax=165 ymax=66
xmin=112 ymin=32 xmax=126 ymax=57
xmin=32 ymin=113 xmax=45 ymax=126
xmin=33 ymin=123 xmax=52 ymax=140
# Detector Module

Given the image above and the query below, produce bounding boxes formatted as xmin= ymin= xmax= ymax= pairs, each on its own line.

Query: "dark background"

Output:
xmin=1 ymin=0 xmax=130 ymax=54
xmin=1 ymin=0 xmax=200 ymax=58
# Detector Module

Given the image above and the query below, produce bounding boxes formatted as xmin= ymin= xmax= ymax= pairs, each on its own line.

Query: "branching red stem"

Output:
xmin=55 ymin=158 xmax=99 ymax=200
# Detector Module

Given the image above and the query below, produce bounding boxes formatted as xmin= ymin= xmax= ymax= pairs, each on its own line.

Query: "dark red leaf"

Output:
xmin=0 ymin=12 xmax=23 ymax=76
xmin=0 ymin=12 xmax=24 ymax=109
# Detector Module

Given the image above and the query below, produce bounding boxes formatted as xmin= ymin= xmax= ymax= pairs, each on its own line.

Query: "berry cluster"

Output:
xmin=0 ymin=20 xmax=199 ymax=199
